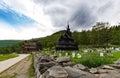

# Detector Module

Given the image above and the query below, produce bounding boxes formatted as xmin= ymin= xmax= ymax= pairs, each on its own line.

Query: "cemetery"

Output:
xmin=39 ymin=48 xmax=120 ymax=68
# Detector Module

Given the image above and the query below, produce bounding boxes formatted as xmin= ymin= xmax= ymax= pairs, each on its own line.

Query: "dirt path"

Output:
xmin=0 ymin=54 xmax=33 ymax=78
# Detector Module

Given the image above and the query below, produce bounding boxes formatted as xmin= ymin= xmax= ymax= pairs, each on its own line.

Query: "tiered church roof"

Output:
xmin=56 ymin=24 xmax=78 ymax=50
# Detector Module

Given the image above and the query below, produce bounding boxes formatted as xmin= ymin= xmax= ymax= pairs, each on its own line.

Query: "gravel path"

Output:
xmin=0 ymin=54 xmax=30 ymax=73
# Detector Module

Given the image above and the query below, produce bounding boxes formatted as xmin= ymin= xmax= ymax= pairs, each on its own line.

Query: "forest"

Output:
xmin=0 ymin=22 xmax=120 ymax=53
xmin=38 ymin=22 xmax=120 ymax=48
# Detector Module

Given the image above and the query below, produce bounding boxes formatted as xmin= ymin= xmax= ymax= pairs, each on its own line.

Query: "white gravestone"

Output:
xmin=59 ymin=53 xmax=62 ymax=57
xmin=83 ymin=50 xmax=88 ymax=53
xmin=77 ymin=54 xmax=82 ymax=58
xmin=115 ymin=48 xmax=120 ymax=51
xmin=100 ymin=52 xmax=104 ymax=57
xmin=66 ymin=52 xmax=68 ymax=56
xmin=72 ymin=52 xmax=75 ymax=58
xmin=54 ymin=52 xmax=56 ymax=55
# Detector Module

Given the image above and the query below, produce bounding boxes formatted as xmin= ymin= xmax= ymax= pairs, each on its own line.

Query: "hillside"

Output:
xmin=0 ymin=40 xmax=22 ymax=47
xmin=0 ymin=22 xmax=120 ymax=54
xmin=36 ymin=30 xmax=65 ymax=49
xmin=35 ymin=22 xmax=120 ymax=48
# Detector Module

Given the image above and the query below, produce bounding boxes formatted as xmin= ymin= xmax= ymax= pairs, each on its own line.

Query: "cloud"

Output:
xmin=0 ymin=21 xmax=55 ymax=40
xmin=70 ymin=4 xmax=97 ymax=29
xmin=1 ymin=0 xmax=120 ymax=39
xmin=33 ymin=0 xmax=120 ymax=29
xmin=34 ymin=0 xmax=56 ymax=5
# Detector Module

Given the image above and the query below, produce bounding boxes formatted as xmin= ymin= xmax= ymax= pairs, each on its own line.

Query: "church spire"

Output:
xmin=67 ymin=21 xmax=70 ymax=31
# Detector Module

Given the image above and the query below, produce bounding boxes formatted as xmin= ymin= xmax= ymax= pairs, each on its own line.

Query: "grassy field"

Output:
xmin=0 ymin=54 xmax=19 ymax=61
xmin=39 ymin=50 xmax=120 ymax=68
xmin=0 ymin=40 xmax=22 ymax=47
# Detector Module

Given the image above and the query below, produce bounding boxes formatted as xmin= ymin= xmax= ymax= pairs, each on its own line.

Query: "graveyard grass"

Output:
xmin=39 ymin=50 xmax=120 ymax=68
xmin=0 ymin=54 xmax=18 ymax=61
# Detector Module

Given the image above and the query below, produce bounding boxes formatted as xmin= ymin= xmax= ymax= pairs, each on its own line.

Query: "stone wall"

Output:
xmin=34 ymin=54 xmax=120 ymax=78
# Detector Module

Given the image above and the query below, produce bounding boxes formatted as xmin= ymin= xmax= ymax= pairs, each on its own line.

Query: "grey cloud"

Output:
xmin=98 ymin=1 xmax=113 ymax=14
xmin=34 ymin=0 xmax=55 ymax=5
xmin=33 ymin=0 xmax=117 ymax=30
xmin=44 ymin=5 xmax=68 ymax=27
xmin=70 ymin=5 xmax=97 ymax=29
xmin=44 ymin=6 xmax=67 ymax=15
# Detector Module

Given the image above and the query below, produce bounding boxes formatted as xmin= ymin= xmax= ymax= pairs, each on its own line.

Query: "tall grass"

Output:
xmin=28 ymin=54 xmax=35 ymax=77
xmin=39 ymin=50 xmax=120 ymax=68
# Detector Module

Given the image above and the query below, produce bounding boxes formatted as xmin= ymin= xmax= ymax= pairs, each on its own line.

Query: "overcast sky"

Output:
xmin=0 ymin=0 xmax=120 ymax=40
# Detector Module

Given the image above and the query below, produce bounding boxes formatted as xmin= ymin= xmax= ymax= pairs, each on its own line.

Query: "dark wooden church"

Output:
xmin=22 ymin=40 xmax=42 ymax=52
xmin=56 ymin=24 xmax=78 ymax=51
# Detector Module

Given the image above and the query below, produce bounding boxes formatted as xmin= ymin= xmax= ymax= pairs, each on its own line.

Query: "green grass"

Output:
xmin=71 ymin=51 xmax=120 ymax=68
xmin=28 ymin=54 xmax=35 ymax=77
xmin=0 ymin=54 xmax=19 ymax=61
xmin=111 ymin=52 xmax=120 ymax=61
xmin=39 ymin=50 xmax=120 ymax=68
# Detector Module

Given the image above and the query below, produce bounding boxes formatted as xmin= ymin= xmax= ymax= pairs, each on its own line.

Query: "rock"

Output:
xmin=89 ymin=68 xmax=98 ymax=74
xmin=42 ymin=66 xmax=68 ymax=78
xmin=73 ymin=64 xmax=88 ymax=71
xmin=56 ymin=57 xmax=70 ymax=63
xmin=50 ymin=55 xmax=57 ymax=60
xmin=40 ymin=71 xmax=49 ymax=78
xmin=62 ymin=62 xmax=76 ymax=67
xmin=102 ymin=65 xmax=115 ymax=70
xmin=64 ymin=66 xmax=95 ymax=78
xmin=39 ymin=54 xmax=51 ymax=62
xmin=114 ymin=59 xmax=120 ymax=64
xmin=39 ymin=61 xmax=56 ymax=74
xmin=96 ymin=69 xmax=120 ymax=78
xmin=110 ymin=64 xmax=120 ymax=69
xmin=97 ymin=69 xmax=109 ymax=74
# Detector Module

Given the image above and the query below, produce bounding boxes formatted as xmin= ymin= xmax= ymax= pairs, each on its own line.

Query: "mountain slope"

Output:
xmin=0 ymin=40 xmax=22 ymax=47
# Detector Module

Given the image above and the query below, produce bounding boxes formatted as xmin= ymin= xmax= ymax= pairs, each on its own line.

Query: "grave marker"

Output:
xmin=65 ymin=52 xmax=68 ymax=56
xmin=72 ymin=52 xmax=75 ymax=58
xmin=77 ymin=54 xmax=82 ymax=58
xmin=59 ymin=52 xmax=62 ymax=57
xmin=100 ymin=52 xmax=104 ymax=57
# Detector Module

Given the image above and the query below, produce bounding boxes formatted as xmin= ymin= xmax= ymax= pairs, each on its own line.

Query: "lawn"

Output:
xmin=39 ymin=50 xmax=120 ymax=68
xmin=0 ymin=54 xmax=19 ymax=61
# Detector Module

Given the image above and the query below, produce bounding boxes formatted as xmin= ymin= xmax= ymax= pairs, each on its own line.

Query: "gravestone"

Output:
xmin=66 ymin=52 xmax=68 ymax=56
xmin=59 ymin=53 xmax=62 ymax=57
xmin=115 ymin=48 xmax=120 ymax=51
xmin=72 ymin=52 xmax=75 ymax=58
xmin=77 ymin=54 xmax=82 ymax=58
xmin=83 ymin=50 xmax=88 ymax=53
xmin=100 ymin=52 xmax=104 ymax=57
